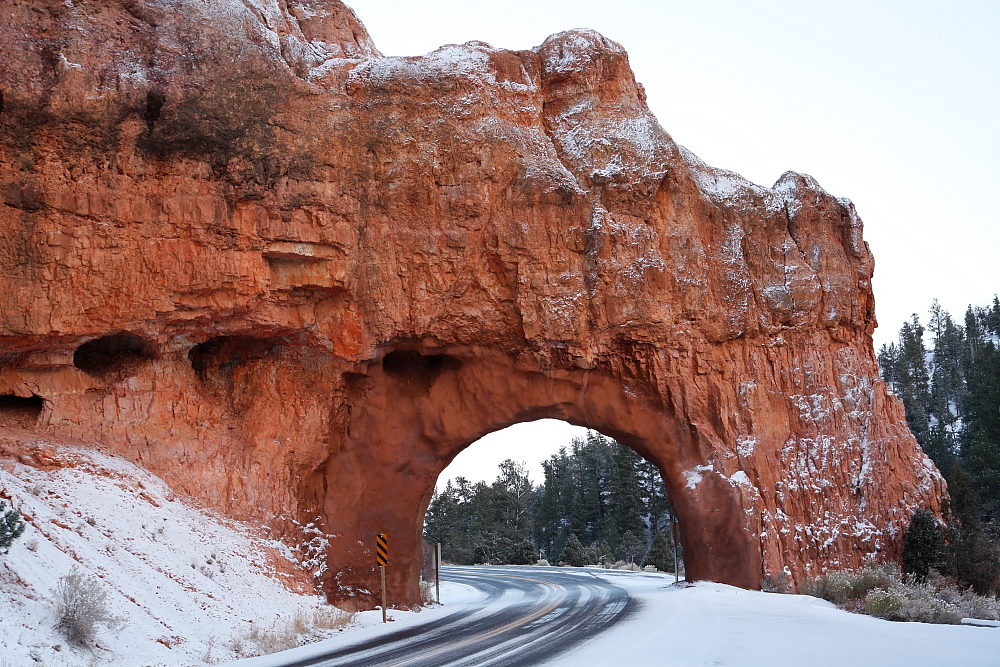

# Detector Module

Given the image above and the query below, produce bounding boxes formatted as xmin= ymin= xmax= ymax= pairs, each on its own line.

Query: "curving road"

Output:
xmin=274 ymin=566 xmax=634 ymax=667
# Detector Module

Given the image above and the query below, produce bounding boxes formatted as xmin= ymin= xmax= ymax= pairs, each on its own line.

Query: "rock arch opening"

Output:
xmin=322 ymin=344 xmax=755 ymax=609
xmin=423 ymin=419 xmax=684 ymax=573
xmin=73 ymin=333 xmax=153 ymax=378
xmin=0 ymin=394 xmax=44 ymax=429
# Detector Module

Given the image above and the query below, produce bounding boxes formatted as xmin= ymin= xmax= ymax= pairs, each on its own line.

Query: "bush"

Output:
xmin=951 ymin=528 xmax=1000 ymax=595
xmin=0 ymin=501 xmax=25 ymax=554
xmin=902 ymin=509 xmax=948 ymax=582
xmin=801 ymin=563 xmax=1000 ymax=625
xmin=560 ymin=534 xmax=586 ymax=567
xmin=864 ymin=587 xmax=903 ymax=618
xmin=419 ymin=580 xmax=435 ymax=605
xmin=760 ymin=572 xmax=791 ymax=593
xmin=800 ymin=560 xmax=901 ymax=604
xmin=506 ymin=538 xmax=538 ymax=565
xmin=945 ymin=462 xmax=1000 ymax=594
xmin=54 ymin=568 xmax=124 ymax=645
xmin=643 ymin=531 xmax=673 ymax=572
xmin=473 ymin=536 xmax=537 ymax=565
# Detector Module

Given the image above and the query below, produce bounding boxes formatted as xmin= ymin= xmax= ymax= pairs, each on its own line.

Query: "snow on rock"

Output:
xmin=683 ymin=464 xmax=714 ymax=490
xmin=0 ymin=445 xmax=356 ymax=667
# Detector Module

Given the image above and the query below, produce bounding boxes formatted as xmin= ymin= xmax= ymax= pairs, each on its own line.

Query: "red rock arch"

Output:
xmin=0 ymin=0 xmax=944 ymax=609
xmin=325 ymin=343 xmax=757 ymax=607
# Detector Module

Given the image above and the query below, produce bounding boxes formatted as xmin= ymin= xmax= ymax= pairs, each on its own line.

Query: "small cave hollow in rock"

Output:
xmin=144 ymin=90 xmax=164 ymax=133
xmin=0 ymin=394 xmax=43 ymax=428
xmin=188 ymin=335 xmax=281 ymax=381
xmin=381 ymin=349 xmax=460 ymax=394
xmin=73 ymin=333 xmax=154 ymax=378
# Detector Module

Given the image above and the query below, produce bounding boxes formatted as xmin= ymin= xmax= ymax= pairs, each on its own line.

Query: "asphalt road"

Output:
xmin=274 ymin=566 xmax=634 ymax=667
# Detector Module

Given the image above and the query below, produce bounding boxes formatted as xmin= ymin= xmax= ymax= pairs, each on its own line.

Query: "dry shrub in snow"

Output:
xmin=54 ymin=568 xmax=125 ymax=645
xmin=760 ymin=572 xmax=791 ymax=593
xmin=419 ymin=579 xmax=435 ymax=605
xmin=799 ymin=560 xmax=900 ymax=604
xmin=801 ymin=562 xmax=1000 ymax=624
xmin=230 ymin=606 xmax=354 ymax=659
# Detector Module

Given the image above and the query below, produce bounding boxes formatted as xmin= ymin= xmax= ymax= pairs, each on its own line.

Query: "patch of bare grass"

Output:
xmin=229 ymin=605 xmax=355 ymax=658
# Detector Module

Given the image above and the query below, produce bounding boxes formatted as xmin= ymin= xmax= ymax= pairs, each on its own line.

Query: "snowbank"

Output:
xmin=544 ymin=570 xmax=1000 ymax=666
xmin=0 ymin=445 xmax=355 ymax=666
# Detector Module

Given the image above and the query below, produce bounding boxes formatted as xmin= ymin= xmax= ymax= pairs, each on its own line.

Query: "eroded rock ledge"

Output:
xmin=0 ymin=0 xmax=942 ymax=606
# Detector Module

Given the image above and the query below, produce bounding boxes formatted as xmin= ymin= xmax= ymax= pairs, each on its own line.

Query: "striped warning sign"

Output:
xmin=376 ymin=533 xmax=388 ymax=567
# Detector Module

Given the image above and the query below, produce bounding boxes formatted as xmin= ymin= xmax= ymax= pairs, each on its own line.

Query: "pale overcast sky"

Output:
xmin=345 ymin=0 xmax=1000 ymax=487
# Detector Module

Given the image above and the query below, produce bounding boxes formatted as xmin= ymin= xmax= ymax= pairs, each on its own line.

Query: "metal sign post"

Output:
xmin=379 ymin=565 xmax=387 ymax=623
xmin=670 ymin=519 xmax=679 ymax=583
xmin=435 ymin=542 xmax=441 ymax=604
xmin=376 ymin=533 xmax=388 ymax=622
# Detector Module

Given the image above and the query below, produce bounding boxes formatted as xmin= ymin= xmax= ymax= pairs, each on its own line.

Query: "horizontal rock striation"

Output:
xmin=0 ymin=0 xmax=942 ymax=606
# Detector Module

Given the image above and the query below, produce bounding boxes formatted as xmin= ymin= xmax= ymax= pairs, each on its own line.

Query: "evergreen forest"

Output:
xmin=879 ymin=296 xmax=1000 ymax=592
xmin=423 ymin=431 xmax=680 ymax=571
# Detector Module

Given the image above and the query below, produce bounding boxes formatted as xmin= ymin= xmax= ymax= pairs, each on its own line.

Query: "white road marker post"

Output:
xmin=435 ymin=542 xmax=441 ymax=604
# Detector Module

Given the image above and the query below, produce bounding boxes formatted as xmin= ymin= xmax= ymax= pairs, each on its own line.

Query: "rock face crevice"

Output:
xmin=0 ymin=0 xmax=942 ymax=607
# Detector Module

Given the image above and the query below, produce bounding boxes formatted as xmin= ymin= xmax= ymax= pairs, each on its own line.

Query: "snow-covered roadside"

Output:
xmin=544 ymin=570 xmax=1000 ymax=667
xmin=228 ymin=580 xmax=488 ymax=667
xmin=0 ymin=445 xmax=366 ymax=667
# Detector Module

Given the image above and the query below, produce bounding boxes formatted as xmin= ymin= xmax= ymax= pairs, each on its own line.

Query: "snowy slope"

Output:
xmin=0 ymin=445 xmax=357 ymax=666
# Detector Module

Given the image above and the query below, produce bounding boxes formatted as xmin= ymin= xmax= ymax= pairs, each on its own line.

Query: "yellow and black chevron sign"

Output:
xmin=376 ymin=533 xmax=388 ymax=567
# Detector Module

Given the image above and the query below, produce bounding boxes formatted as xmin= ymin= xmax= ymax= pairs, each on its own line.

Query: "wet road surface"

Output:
xmin=273 ymin=566 xmax=634 ymax=667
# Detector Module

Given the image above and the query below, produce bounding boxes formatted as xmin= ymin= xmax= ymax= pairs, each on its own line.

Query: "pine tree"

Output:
xmin=945 ymin=463 xmax=1000 ymax=594
xmin=493 ymin=459 xmax=534 ymax=538
xmin=643 ymin=531 xmax=672 ymax=572
xmin=0 ymin=501 xmax=25 ymax=554
xmin=901 ymin=509 xmax=947 ymax=582
xmin=926 ymin=301 xmax=965 ymax=468
xmin=896 ymin=315 xmax=932 ymax=449
xmin=424 ymin=479 xmax=476 ymax=564
xmin=609 ymin=445 xmax=646 ymax=539
xmin=620 ymin=530 xmax=646 ymax=564
xmin=877 ymin=342 xmax=899 ymax=387
xmin=961 ymin=300 xmax=1000 ymax=519
xmin=560 ymin=534 xmax=586 ymax=567
xmin=636 ymin=458 xmax=670 ymax=536
xmin=534 ymin=458 xmax=561 ymax=560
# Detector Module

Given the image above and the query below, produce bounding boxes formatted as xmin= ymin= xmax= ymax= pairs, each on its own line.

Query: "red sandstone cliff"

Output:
xmin=0 ymin=0 xmax=943 ymax=607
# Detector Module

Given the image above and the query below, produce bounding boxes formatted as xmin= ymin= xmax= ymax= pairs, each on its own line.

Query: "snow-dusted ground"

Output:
xmin=0 ymin=446 xmax=370 ymax=667
xmin=225 ymin=567 xmax=1000 ymax=667
xmin=228 ymin=580 xmax=487 ymax=667
xmin=546 ymin=570 xmax=1000 ymax=667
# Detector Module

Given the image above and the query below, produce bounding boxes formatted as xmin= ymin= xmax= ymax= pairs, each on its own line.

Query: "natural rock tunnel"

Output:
xmin=0 ymin=0 xmax=943 ymax=608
